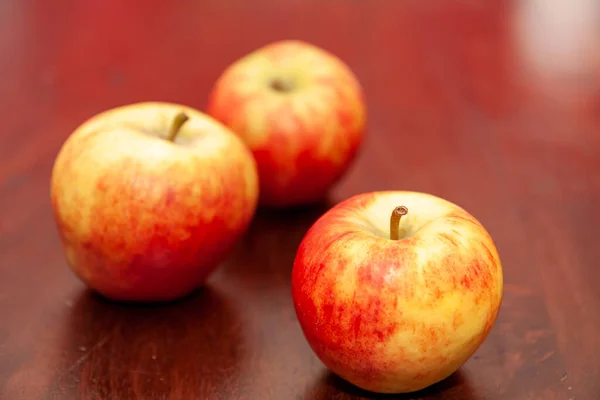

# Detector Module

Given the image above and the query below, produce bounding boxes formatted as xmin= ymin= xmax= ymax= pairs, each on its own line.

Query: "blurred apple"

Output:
xmin=292 ymin=191 xmax=503 ymax=393
xmin=50 ymin=102 xmax=259 ymax=302
xmin=206 ymin=40 xmax=366 ymax=208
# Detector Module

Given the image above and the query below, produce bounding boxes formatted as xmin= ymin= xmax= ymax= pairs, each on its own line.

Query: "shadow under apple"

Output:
xmin=253 ymin=194 xmax=338 ymax=221
xmin=306 ymin=368 xmax=480 ymax=400
xmin=52 ymin=285 xmax=245 ymax=399
xmin=213 ymin=196 xmax=337 ymax=289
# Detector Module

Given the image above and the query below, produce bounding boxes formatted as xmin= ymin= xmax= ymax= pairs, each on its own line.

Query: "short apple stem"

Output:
xmin=270 ymin=78 xmax=294 ymax=93
xmin=390 ymin=206 xmax=408 ymax=240
xmin=167 ymin=112 xmax=190 ymax=142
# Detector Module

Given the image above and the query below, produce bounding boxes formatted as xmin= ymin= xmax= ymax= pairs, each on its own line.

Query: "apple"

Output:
xmin=206 ymin=40 xmax=367 ymax=208
xmin=291 ymin=191 xmax=503 ymax=393
xmin=50 ymin=102 xmax=259 ymax=302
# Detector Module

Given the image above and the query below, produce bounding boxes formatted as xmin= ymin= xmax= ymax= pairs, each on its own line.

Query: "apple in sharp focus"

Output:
xmin=50 ymin=102 xmax=259 ymax=302
xmin=206 ymin=40 xmax=367 ymax=208
xmin=291 ymin=191 xmax=503 ymax=393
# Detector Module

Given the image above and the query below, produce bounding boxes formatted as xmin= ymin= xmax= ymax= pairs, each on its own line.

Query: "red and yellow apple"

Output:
xmin=206 ymin=40 xmax=366 ymax=208
xmin=291 ymin=191 xmax=503 ymax=393
xmin=50 ymin=102 xmax=259 ymax=302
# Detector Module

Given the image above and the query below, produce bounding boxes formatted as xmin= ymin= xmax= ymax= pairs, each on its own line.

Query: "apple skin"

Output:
xmin=291 ymin=191 xmax=503 ymax=393
xmin=206 ymin=40 xmax=366 ymax=208
xmin=50 ymin=102 xmax=259 ymax=303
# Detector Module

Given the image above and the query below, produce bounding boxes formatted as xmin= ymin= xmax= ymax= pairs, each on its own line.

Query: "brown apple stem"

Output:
xmin=390 ymin=206 xmax=409 ymax=240
xmin=167 ymin=112 xmax=190 ymax=142
xmin=270 ymin=78 xmax=295 ymax=93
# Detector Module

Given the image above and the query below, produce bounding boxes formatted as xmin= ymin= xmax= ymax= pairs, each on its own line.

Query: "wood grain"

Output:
xmin=1 ymin=0 xmax=599 ymax=399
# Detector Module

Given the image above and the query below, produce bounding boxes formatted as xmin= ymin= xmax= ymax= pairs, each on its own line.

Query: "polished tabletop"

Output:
xmin=1 ymin=1 xmax=599 ymax=399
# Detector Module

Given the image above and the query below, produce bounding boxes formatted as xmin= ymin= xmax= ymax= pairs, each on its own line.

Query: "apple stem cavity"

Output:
xmin=270 ymin=78 xmax=295 ymax=93
xmin=390 ymin=206 xmax=409 ymax=240
xmin=167 ymin=112 xmax=190 ymax=142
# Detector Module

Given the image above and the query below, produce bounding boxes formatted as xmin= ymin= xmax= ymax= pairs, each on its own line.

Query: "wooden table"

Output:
xmin=2 ymin=1 xmax=599 ymax=399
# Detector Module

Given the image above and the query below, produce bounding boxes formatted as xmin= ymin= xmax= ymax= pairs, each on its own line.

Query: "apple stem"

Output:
xmin=390 ymin=206 xmax=408 ymax=240
xmin=270 ymin=78 xmax=294 ymax=93
xmin=167 ymin=112 xmax=190 ymax=142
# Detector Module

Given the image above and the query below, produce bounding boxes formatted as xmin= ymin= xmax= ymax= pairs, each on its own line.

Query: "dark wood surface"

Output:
xmin=1 ymin=0 xmax=599 ymax=399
